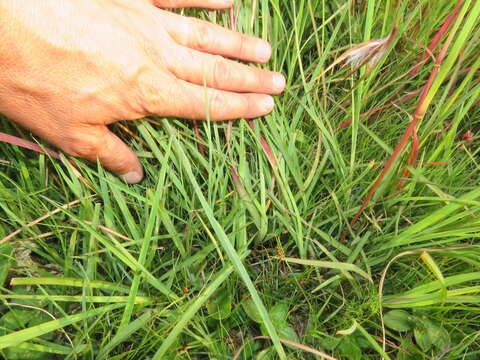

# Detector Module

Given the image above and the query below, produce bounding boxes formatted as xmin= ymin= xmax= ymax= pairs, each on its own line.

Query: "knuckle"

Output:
xmin=209 ymin=90 xmax=227 ymax=120
xmin=124 ymin=66 xmax=155 ymax=116
xmin=136 ymin=75 xmax=161 ymax=116
xmin=123 ymin=62 xmax=147 ymax=85
xmin=212 ymin=57 xmax=230 ymax=88
xmin=136 ymin=82 xmax=156 ymax=115
xmin=193 ymin=22 xmax=214 ymax=51
xmin=136 ymin=74 xmax=179 ymax=117
xmin=237 ymin=34 xmax=247 ymax=57
xmin=249 ymin=68 xmax=262 ymax=88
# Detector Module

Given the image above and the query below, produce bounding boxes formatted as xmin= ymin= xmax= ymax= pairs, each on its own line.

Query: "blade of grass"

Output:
xmin=10 ymin=277 xmax=132 ymax=294
xmin=282 ymin=257 xmax=372 ymax=283
xmin=0 ymin=303 xmax=123 ymax=350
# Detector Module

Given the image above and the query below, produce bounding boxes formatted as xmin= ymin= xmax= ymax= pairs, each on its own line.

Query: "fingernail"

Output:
xmin=262 ymin=96 xmax=275 ymax=112
xmin=120 ymin=171 xmax=142 ymax=184
xmin=256 ymin=41 xmax=272 ymax=62
xmin=273 ymin=73 xmax=286 ymax=92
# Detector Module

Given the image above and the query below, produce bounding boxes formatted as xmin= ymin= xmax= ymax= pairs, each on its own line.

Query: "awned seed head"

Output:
xmin=342 ymin=39 xmax=385 ymax=68
xmin=319 ymin=26 xmax=397 ymax=78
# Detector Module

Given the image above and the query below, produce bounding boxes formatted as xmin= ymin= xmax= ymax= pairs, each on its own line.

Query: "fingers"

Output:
xmin=168 ymin=46 xmax=285 ymax=94
xmin=151 ymin=0 xmax=233 ymax=9
xmin=62 ymin=126 xmax=143 ymax=184
xmin=143 ymin=76 xmax=275 ymax=121
xmin=159 ymin=11 xmax=272 ymax=63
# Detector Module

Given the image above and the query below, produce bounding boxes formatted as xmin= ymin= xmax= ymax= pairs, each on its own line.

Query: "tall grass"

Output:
xmin=0 ymin=0 xmax=479 ymax=359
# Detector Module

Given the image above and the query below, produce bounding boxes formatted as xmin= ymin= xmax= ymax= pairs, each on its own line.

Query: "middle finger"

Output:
xmin=168 ymin=45 xmax=285 ymax=94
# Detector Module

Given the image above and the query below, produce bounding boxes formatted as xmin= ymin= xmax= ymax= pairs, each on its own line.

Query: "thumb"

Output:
xmin=62 ymin=125 xmax=143 ymax=184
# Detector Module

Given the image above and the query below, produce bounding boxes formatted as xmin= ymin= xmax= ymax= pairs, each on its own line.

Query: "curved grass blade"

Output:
xmin=0 ymin=303 xmax=123 ymax=350
xmin=282 ymin=257 xmax=372 ymax=283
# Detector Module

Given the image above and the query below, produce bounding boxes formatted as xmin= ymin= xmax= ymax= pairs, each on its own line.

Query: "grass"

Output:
xmin=0 ymin=0 xmax=480 ymax=359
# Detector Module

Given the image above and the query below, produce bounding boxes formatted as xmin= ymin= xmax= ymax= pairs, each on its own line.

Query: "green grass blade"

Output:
xmin=0 ymin=303 xmax=123 ymax=350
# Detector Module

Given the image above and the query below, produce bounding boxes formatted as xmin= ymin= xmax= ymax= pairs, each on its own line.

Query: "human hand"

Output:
xmin=0 ymin=0 xmax=285 ymax=183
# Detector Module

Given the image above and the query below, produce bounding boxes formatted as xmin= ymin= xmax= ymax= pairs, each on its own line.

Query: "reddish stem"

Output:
xmin=409 ymin=0 xmax=463 ymax=77
xmin=0 ymin=132 xmax=60 ymax=160
xmin=260 ymin=135 xmax=277 ymax=169
xmin=397 ymin=125 xmax=418 ymax=189
xmin=344 ymin=0 xmax=462 ymax=239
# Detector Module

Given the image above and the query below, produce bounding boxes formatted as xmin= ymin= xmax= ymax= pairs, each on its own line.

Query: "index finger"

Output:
xmin=158 ymin=11 xmax=272 ymax=63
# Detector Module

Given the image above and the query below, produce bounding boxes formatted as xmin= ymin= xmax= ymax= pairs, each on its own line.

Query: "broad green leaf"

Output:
xmin=414 ymin=323 xmax=433 ymax=352
xmin=423 ymin=320 xmax=450 ymax=350
xmin=278 ymin=325 xmax=299 ymax=343
xmin=397 ymin=338 xmax=417 ymax=360
xmin=319 ymin=336 xmax=341 ymax=351
xmin=256 ymin=347 xmax=274 ymax=360
xmin=242 ymin=298 xmax=263 ymax=324
xmin=260 ymin=322 xmax=299 ymax=343
xmin=266 ymin=302 xmax=298 ymax=343
xmin=269 ymin=302 xmax=289 ymax=324
xmin=27 ymin=312 xmax=53 ymax=340
xmin=384 ymin=310 xmax=414 ymax=332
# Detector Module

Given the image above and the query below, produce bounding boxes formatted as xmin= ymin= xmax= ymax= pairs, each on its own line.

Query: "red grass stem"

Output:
xmin=344 ymin=0 xmax=462 ymax=239
xmin=0 ymin=131 xmax=60 ymax=160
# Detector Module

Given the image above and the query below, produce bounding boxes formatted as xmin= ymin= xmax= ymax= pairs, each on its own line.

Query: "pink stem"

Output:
xmin=0 ymin=132 xmax=60 ymax=160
